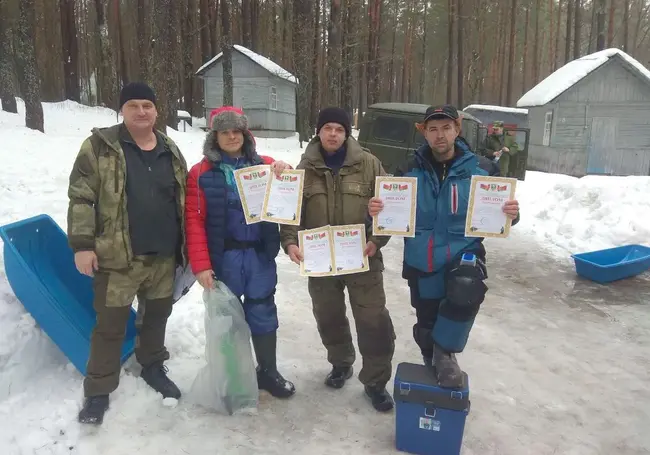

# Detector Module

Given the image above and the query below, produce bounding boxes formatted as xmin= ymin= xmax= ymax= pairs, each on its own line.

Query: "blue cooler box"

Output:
xmin=393 ymin=362 xmax=471 ymax=455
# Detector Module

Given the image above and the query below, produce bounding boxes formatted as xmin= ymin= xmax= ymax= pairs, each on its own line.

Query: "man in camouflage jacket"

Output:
xmin=67 ymin=82 xmax=188 ymax=425
xmin=280 ymin=107 xmax=396 ymax=413
xmin=485 ymin=120 xmax=519 ymax=177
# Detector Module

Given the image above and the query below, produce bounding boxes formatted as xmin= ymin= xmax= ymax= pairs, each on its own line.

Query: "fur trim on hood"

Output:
xmin=202 ymin=129 xmax=257 ymax=163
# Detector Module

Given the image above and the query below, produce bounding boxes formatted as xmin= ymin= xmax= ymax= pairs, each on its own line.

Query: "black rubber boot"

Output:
xmin=140 ymin=362 xmax=182 ymax=399
xmin=78 ymin=395 xmax=109 ymax=425
xmin=252 ymin=332 xmax=296 ymax=399
xmin=324 ymin=366 xmax=354 ymax=389
xmin=433 ymin=343 xmax=464 ymax=389
xmin=364 ymin=385 xmax=394 ymax=412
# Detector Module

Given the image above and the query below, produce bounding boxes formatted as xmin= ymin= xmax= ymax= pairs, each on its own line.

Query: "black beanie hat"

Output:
xmin=119 ymin=82 xmax=156 ymax=110
xmin=317 ymin=107 xmax=351 ymax=137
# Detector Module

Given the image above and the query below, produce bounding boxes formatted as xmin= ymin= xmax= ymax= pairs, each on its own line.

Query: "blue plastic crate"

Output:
xmin=571 ymin=244 xmax=650 ymax=284
xmin=394 ymin=362 xmax=470 ymax=455
xmin=0 ymin=214 xmax=137 ymax=375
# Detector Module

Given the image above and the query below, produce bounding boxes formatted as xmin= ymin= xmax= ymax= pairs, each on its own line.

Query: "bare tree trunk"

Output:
xmin=554 ymin=0 xmax=562 ymax=70
xmin=242 ymin=0 xmax=251 ymax=48
xmin=573 ymin=0 xmax=581 ymax=59
xmin=282 ymin=1 xmax=291 ymax=69
xmin=183 ymin=0 xmax=198 ymax=120
xmin=293 ymin=0 xmax=312 ymax=143
xmin=596 ymin=0 xmax=606 ymax=50
xmin=522 ymin=5 xmax=530 ymax=93
xmin=533 ymin=0 xmax=540 ymax=82
xmin=456 ymin=0 xmax=463 ymax=108
xmin=210 ymin=0 xmax=220 ymax=55
xmin=420 ymin=0 xmax=428 ymax=101
xmin=200 ymin=0 xmax=212 ymax=62
xmin=506 ymin=0 xmax=517 ymax=106
xmin=310 ymin=0 xmax=321 ymax=130
xmin=548 ymin=0 xmax=554 ymax=73
xmin=565 ymin=0 xmax=573 ymax=64
xmin=607 ymin=0 xmax=616 ymax=47
xmin=447 ymin=0 xmax=454 ymax=104
xmin=0 ymin=0 xmax=18 ymax=113
xmin=387 ymin=0 xmax=398 ymax=101
xmin=622 ymin=0 xmax=630 ymax=52
xmin=153 ymin=0 xmax=179 ymax=132
xmin=221 ymin=0 xmax=234 ymax=105
xmin=342 ymin=0 xmax=356 ymax=117
xmin=95 ymin=0 xmax=117 ymax=109
xmin=116 ymin=0 xmax=129 ymax=88
xmin=327 ymin=0 xmax=342 ymax=106
xmin=60 ymin=0 xmax=80 ymax=101
xmin=138 ymin=0 xmax=150 ymax=80
xmin=251 ymin=0 xmax=259 ymax=51
xmin=14 ymin=0 xmax=44 ymax=131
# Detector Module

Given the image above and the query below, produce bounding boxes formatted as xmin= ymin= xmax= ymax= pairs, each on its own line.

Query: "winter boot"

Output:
xmin=433 ymin=343 xmax=464 ymax=389
xmin=78 ymin=395 xmax=109 ymax=425
xmin=140 ymin=362 xmax=182 ymax=399
xmin=364 ymin=385 xmax=394 ymax=413
xmin=324 ymin=366 xmax=354 ymax=389
xmin=252 ymin=332 xmax=296 ymax=399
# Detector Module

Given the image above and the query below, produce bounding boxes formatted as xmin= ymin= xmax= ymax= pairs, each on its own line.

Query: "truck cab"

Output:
xmin=357 ymin=102 xmax=530 ymax=180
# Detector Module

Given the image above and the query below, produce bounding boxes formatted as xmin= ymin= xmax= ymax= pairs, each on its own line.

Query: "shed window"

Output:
xmin=372 ymin=116 xmax=410 ymax=143
xmin=542 ymin=111 xmax=553 ymax=146
xmin=269 ymin=86 xmax=278 ymax=110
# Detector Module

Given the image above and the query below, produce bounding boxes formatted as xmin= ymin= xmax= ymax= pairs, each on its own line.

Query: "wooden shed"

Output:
xmin=196 ymin=45 xmax=298 ymax=138
xmin=516 ymin=48 xmax=650 ymax=177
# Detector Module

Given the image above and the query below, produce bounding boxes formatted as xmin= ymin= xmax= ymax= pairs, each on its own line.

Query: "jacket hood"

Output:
xmin=202 ymin=129 xmax=257 ymax=163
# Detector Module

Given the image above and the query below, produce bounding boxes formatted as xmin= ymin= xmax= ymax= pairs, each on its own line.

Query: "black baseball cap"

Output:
xmin=424 ymin=104 xmax=459 ymax=122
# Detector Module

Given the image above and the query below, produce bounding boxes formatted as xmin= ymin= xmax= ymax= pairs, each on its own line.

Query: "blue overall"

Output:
xmin=401 ymin=138 xmax=492 ymax=352
xmin=198 ymin=153 xmax=281 ymax=335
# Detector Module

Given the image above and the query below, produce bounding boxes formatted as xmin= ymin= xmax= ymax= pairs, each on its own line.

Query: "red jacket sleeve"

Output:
xmin=185 ymin=161 xmax=212 ymax=275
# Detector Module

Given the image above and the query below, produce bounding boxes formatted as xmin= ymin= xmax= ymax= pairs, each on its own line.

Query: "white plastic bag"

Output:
xmin=188 ymin=281 xmax=258 ymax=415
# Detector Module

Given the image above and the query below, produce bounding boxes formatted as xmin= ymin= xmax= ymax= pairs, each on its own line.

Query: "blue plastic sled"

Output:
xmin=571 ymin=244 xmax=650 ymax=284
xmin=0 ymin=214 xmax=137 ymax=375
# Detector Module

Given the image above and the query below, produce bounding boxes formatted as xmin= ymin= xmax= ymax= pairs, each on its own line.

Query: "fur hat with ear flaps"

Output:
xmin=203 ymin=106 xmax=256 ymax=162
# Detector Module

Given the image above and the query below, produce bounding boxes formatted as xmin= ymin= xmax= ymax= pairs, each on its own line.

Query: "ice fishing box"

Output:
xmin=393 ymin=362 xmax=470 ymax=455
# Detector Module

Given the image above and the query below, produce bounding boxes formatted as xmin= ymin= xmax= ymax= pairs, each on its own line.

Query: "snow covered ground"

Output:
xmin=1 ymin=100 xmax=649 ymax=455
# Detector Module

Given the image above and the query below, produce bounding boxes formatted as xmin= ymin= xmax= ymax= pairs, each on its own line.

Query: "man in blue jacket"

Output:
xmin=368 ymin=104 xmax=520 ymax=388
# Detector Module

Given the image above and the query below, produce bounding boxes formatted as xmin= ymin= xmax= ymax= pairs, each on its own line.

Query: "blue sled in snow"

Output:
xmin=0 ymin=214 xmax=137 ymax=376
xmin=571 ymin=244 xmax=650 ymax=284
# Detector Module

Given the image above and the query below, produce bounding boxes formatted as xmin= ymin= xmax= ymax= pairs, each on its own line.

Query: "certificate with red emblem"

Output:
xmin=465 ymin=176 xmax=517 ymax=238
xmin=234 ymin=165 xmax=272 ymax=224
xmin=372 ymin=176 xmax=418 ymax=238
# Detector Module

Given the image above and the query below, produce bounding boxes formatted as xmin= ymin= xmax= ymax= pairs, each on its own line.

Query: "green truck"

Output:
xmin=357 ymin=102 xmax=530 ymax=180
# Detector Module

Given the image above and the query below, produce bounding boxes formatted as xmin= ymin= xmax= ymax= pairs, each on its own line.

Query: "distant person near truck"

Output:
xmin=485 ymin=120 xmax=520 ymax=177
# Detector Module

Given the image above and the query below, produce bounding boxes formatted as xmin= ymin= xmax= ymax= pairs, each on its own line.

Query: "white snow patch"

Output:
xmin=517 ymin=48 xmax=650 ymax=107
xmin=196 ymin=45 xmax=298 ymax=84
xmin=463 ymin=104 xmax=528 ymax=115
xmin=515 ymin=171 xmax=650 ymax=255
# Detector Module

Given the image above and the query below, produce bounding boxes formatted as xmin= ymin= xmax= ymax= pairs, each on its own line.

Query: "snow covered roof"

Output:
xmin=517 ymin=48 xmax=650 ymax=107
xmin=195 ymin=45 xmax=298 ymax=85
xmin=463 ymin=104 xmax=528 ymax=115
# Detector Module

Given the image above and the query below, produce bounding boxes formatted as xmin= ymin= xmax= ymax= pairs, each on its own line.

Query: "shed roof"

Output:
xmin=516 ymin=48 xmax=650 ymax=107
xmin=195 ymin=45 xmax=298 ymax=84
xmin=463 ymin=104 xmax=528 ymax=115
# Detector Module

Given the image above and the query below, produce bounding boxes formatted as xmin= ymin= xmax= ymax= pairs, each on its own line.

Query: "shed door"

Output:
xmin=587 ymin=117 xmax=618 ymax=175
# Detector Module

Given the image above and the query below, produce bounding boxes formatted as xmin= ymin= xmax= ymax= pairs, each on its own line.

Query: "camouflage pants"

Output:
xmin=84 ymin=255 xmax=175 ymax=397
xmin=308 ymin=271 xmax=396 ymax=388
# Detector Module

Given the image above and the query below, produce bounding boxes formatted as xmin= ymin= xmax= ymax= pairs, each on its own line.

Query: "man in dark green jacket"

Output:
xmin=67 ymin=82 xmax=188 ymax=425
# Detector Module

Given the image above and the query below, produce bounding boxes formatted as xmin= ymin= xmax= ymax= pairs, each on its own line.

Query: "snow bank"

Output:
xmin=517 ymin=48 xmax=650 ymax=107
xmin=515 ymin=171 xmax=650 ymax=255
